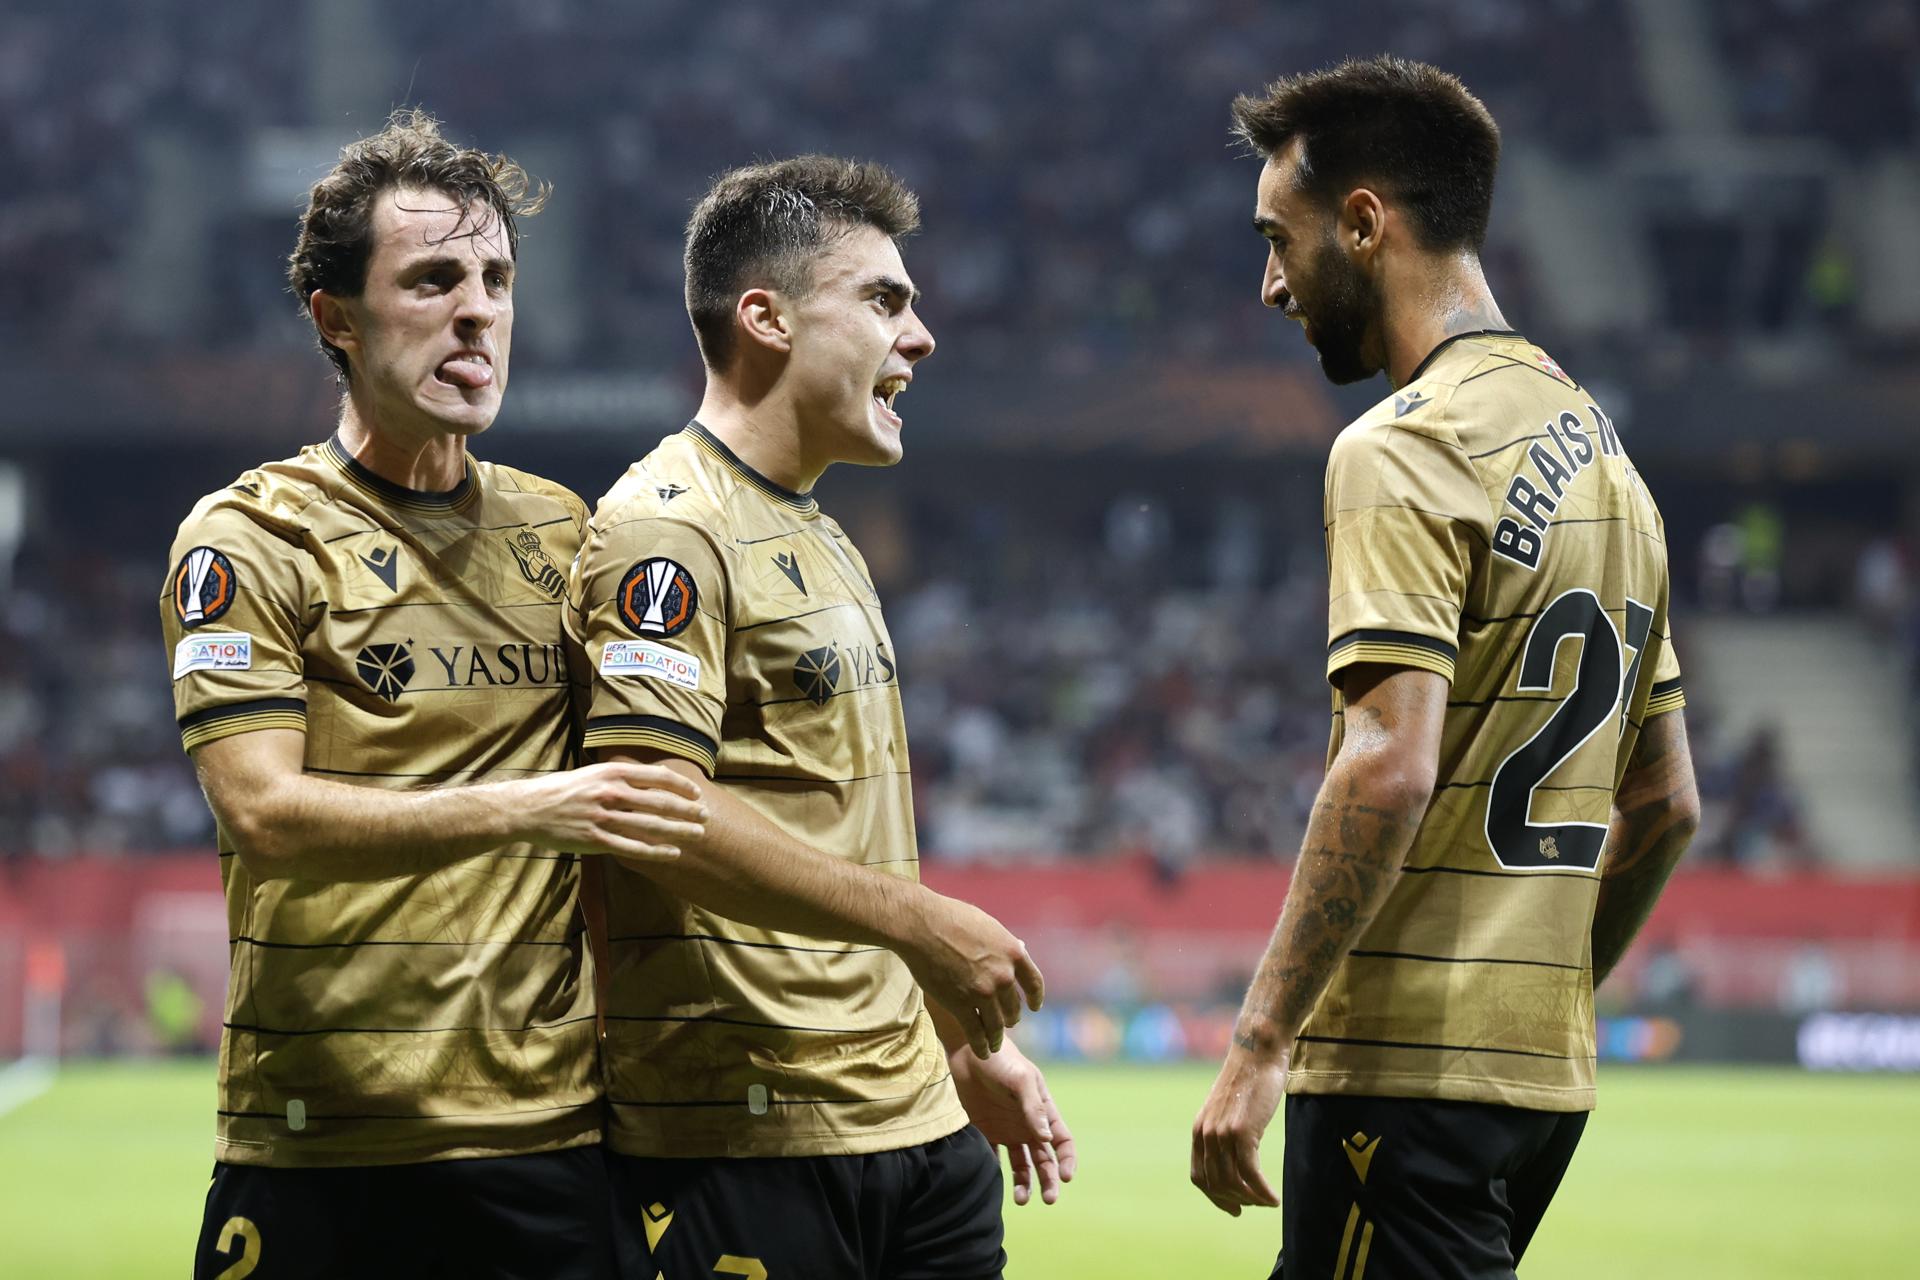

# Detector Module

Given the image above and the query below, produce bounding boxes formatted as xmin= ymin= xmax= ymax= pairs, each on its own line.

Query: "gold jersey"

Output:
xmin=569 ymin=422 xmax=965 ymax=1159
xmin=1292 ymin=332 xmax=1685 ymax=1112
xmin=160 ymin=435 xmax=600 ymax=1166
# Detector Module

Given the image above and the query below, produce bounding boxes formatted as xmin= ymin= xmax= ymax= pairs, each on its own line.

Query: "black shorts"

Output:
xmin=607 ymin=1126 xmax=1005 ymax=1280
xmin=193 ymin=1145 xmax=615 ymax=1280
xmin=1274 ymin=1093 xmax=1588 ymax=1280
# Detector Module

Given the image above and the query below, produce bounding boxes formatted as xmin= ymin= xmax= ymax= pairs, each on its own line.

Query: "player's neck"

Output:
xmin=1381 ymin=253 xmax=1509 ymax=390
xmin=334 ymin=400 xmax=470 ymax=494
xmin=694 ymin=384 xmax=824 ymax=495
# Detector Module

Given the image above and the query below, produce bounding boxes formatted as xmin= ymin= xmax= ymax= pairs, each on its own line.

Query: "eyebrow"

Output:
xmin=1253 ymin=214 xmax=1286 ymax=236
xmin=862 ymin=274 xmax=920 ymax=306
xmin=400 ymin=254 xmax=514 ymax=279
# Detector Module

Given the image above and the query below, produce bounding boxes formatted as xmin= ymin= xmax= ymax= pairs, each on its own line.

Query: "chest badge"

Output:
xmin=507 ymin=529 xmax=566 ymax=600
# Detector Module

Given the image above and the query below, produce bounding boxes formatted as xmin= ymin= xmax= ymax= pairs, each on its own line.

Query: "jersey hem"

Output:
xmin=605 ymin=1101 xmax=969 ymax=1160
xmin=212 ymin=1117 xmax=603 ymax=1168
xmin=1285 ymin=1067 xmax=1594 ymax=1113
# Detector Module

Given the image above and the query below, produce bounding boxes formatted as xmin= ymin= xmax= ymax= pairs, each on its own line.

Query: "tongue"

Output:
xmin=439 ymin=359 xmax=492 ymax=389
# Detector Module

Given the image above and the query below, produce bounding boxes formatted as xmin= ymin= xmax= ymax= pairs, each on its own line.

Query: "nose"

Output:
xmin=1262 ymin=253 xmax=1288 ymax=310
xmin=453 ymin=275 xmax=498 ymax=335
xmin=898 ymin=305 xmax=934 ymax=363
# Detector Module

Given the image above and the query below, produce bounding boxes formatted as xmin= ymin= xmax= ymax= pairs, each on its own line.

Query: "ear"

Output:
xmin=1340 ymin=188 xmax=1387 ymax=261
xmin=736 ymin=287 xmax=792 ymax=356
xmin=310 ymin=291 xmax=359 ymax=363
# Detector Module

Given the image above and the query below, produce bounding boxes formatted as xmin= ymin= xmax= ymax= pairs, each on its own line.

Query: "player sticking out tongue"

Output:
xmin=438 ymin=351 xmax=493 ymax=388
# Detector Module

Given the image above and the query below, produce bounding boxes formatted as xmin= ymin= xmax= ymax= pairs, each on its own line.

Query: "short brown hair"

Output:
xmin=683 ymin=155 xmax=920 ymax=370
xmin=1231 ymin=56 xmax=1501 ymax=252
xmin=287 ymin=108 xmax=548 ymax=381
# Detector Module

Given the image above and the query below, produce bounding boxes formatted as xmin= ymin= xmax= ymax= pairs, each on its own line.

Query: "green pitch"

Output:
xmin=1 ymin=1061 xmax=1915 ymax=1278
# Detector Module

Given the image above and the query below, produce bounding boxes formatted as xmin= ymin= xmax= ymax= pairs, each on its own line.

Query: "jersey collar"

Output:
xmin=1404 ymin=329 xmax=1524 ymax=387
xmin=683 ymin=421 xmax=818 ymax=514
xmin=321 ymin=434 xmax=479 ymax=516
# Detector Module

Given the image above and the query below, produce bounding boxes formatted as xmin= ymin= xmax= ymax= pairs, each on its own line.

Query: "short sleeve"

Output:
xmin=570 ymin=513 xmax=729 ymax=774
xmin=1645 ymin=618 xmax=1685 ymax=718
xmin=159 ymin=503 xmax=311 ymax=752
xmin=1324 ymin=422 xmax=1488 ymax=687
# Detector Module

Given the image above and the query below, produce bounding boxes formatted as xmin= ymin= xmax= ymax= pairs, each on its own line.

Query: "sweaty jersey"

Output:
xmin=1291 ymin=331 xmax=1685 ymax=1113
xmin=160 ymin=434 xmax=600 ymax=1166
xmin=569 ymin=422 xmax=964 ymax=1159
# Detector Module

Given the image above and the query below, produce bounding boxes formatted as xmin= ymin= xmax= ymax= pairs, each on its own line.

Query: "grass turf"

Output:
xmin=0 ymin=1061 xmax=1914 ymax=1277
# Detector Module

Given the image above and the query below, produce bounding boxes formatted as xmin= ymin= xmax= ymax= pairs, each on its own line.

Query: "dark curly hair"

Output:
xmin=286 ymin=108 xmax=548 ymax=381
xmin=1231 ymin=56 xmax=1501 ymax=252
xmin=684 ymin=155 xmax=920 ymax=371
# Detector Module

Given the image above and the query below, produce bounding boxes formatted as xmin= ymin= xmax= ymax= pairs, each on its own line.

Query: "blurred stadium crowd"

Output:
xmin=5 ymin=487 xmax=1905 ymax=868
xmin=2 ymin=0 xmax=1917 ymax=872
xmin=5 ymin=0 xmax=1916 ymax=364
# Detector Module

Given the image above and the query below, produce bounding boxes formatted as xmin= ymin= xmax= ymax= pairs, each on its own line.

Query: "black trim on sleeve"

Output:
xmin=1650 ymin=677 xmax=1684 ymax=701
xmin=177 ymin=697 xmax=308 ymax=731
xmin=1327 ymin=629 xmax=1459 ymax=663
xmin=584 ymin=714 xmax=718 ymax=760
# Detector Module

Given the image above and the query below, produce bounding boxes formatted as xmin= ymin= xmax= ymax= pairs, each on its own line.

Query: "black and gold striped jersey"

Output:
xmin=569 ymin=422 xmax=964 ymax=1159
xmin=1295 ymin=332 xmax=1684 ymax=1112
xmin=160 ymin=435 xmax=600 ymax=1166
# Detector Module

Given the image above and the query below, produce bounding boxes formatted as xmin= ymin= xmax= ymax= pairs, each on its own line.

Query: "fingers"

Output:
xmin=973 ymin=999 xmax=1006 ymax=1058
xmin=1007 ymin=1142 xmax=1035 ymax=1207
xmin=994 ymin=975 xmax=1025 ymax=1035
xmin=1014 ymin=946 xmax=1045 ymax=1012
xmin=603 ymin=761 xmax=704 ymax=801
xmin=1236 ymin=1136 xmax=1280 ymax=1207
xmin=1031 ymin=1134 xmax=1063 ymax=1205
xmin=600 ymin=811 xmax=707 ymax=848
xmin=945 ymin=996 xmax=992 ymax=1060
xmin=1044 ymin=1094 xmax=1077 ymax=1183
xmin=1191 ymin=1119 xmax=1276 ymax=1217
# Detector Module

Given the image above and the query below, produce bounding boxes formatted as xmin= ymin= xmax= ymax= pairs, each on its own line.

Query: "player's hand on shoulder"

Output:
xmin=510 ymin=760 xmax=709 ymax=863
xmin=1190 ymin=1045 xmax=1287 ymax=1217
xmin=902 ymin=893 xmax=1046 ymax=1060
xmin=949 ymin=1037 xmax=1077 ymax=1206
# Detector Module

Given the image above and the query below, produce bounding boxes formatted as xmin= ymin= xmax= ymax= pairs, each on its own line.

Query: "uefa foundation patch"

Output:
xmin=171 ymin=546 xmax=239 ymax=626
xmin=173 ymin=632 xmax=252 ymax=679
xmin=601 ymin=639 xmax=701 ymax=690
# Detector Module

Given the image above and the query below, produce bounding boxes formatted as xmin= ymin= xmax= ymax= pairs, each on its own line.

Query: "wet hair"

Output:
xmin=287 ymin=107 xmax=547 ymax=380
xmin=683 ymin=155 xmax=920 ymax=370
xmin=1231 ymin=55 xmax=1501 ymax=252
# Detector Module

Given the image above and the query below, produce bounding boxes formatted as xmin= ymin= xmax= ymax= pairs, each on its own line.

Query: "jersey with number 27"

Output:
xmin=1293 ymin=331 xmax=1685 ymax=1113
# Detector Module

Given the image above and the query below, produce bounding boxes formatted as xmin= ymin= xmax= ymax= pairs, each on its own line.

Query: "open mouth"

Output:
xmin=436 ymin=351 xmax=494 ymax=389
xmin=872 ymin=375 xmax=908 ymax=425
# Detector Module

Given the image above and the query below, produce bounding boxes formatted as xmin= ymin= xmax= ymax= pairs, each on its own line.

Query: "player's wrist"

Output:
xmin=1230 ymin=1014 xmax=1291 ymax=1064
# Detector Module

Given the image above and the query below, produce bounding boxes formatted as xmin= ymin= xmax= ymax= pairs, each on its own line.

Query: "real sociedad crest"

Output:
xmin=507 ymin=529 xmax=567 ymax=600
xmin=616 ymin=557 xmax=698 ymax=638
xmin=171 ymin=547 xmax=238 ymax=627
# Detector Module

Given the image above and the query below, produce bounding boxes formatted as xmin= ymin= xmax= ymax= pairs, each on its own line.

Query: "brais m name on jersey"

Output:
xmin=1491 ymin=402 xmax=1625 ymax=571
